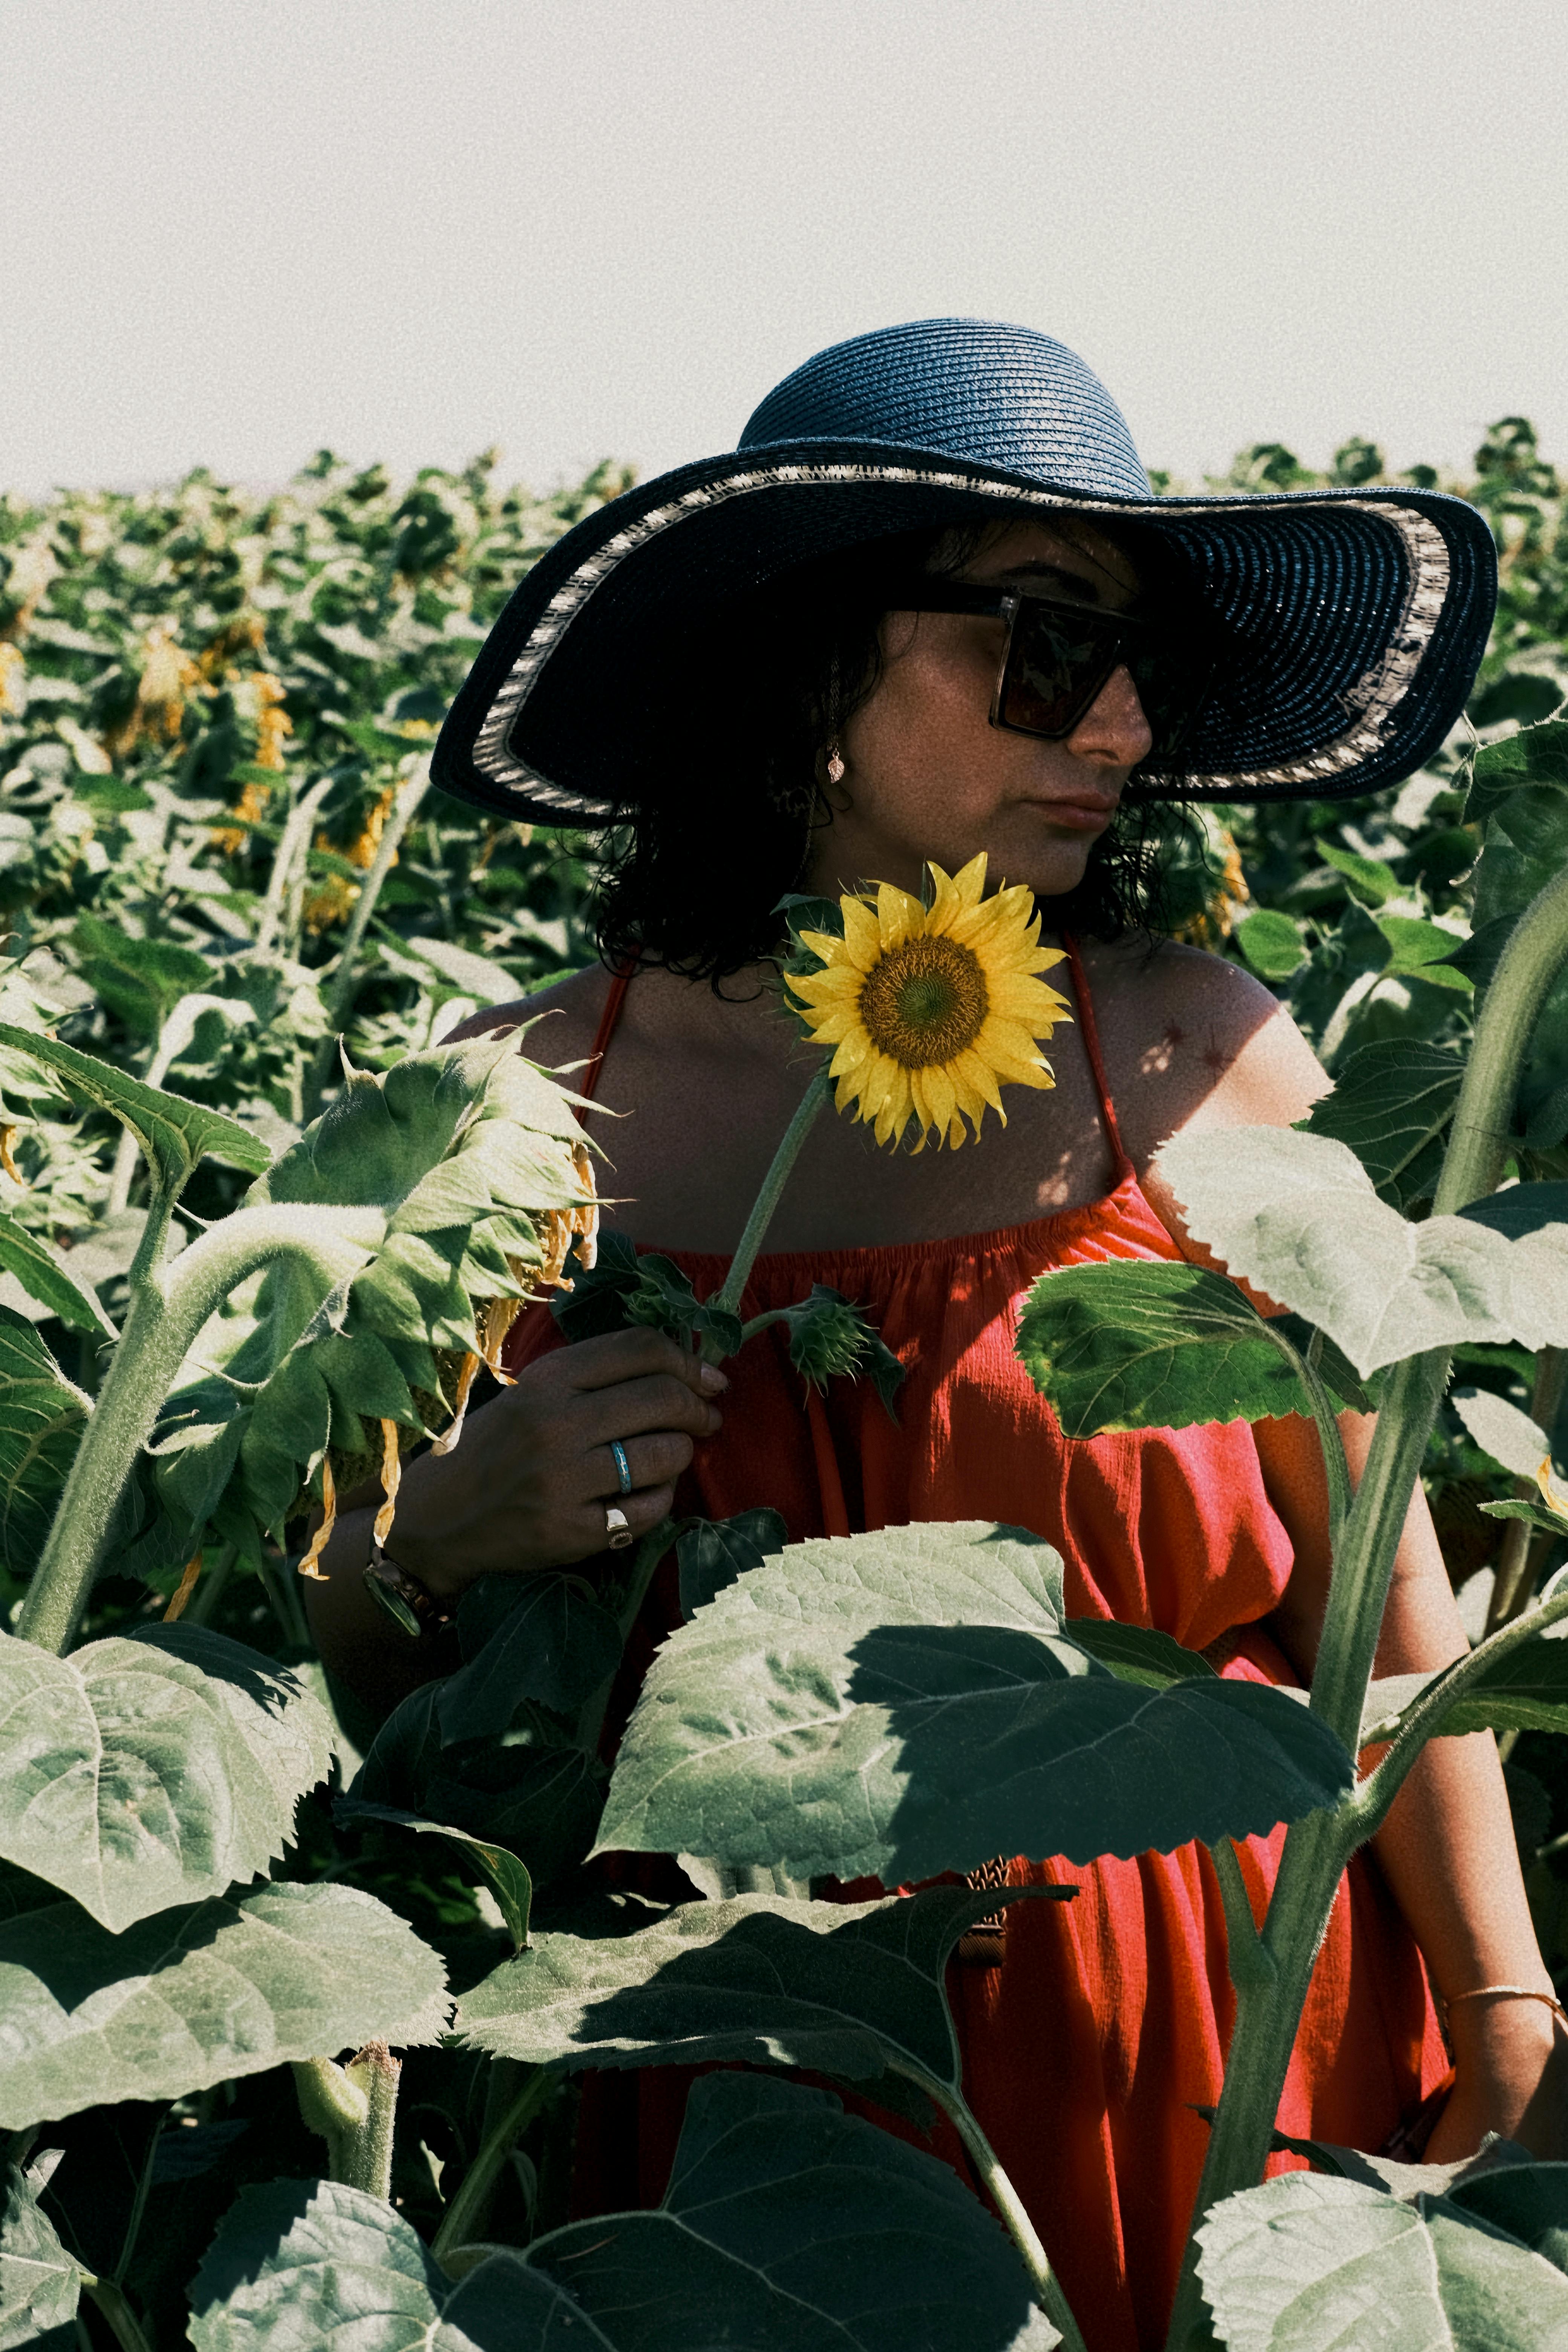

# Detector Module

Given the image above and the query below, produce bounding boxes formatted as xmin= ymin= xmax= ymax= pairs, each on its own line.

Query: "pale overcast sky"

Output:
xmin=4 ymin=0 xmax=1566 ymax=498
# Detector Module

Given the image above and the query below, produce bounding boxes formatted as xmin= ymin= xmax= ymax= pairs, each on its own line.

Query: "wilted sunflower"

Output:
xmin=786 ymin=853 xmax=1072 ymax=1149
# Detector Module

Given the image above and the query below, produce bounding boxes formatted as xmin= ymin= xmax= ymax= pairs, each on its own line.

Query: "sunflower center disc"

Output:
xmin=858 ymin=936 xmax=989 ymax=1068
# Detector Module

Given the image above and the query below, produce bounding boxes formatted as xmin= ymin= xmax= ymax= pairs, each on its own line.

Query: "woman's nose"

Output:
xmin=1067 ymin=662 xmax=1154 ymax=768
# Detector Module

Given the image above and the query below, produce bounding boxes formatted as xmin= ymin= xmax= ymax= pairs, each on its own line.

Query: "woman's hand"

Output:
xmin=1424 ymin=2000 xmax=1568 ymax=2163
xmin=380 ymin=1328 xmax=727 ymax=1601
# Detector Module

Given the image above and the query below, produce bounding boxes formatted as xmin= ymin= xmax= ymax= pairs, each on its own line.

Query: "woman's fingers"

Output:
xmin=563 ymin=1326 xmax=728 ymax=1401
xmin=588 ymin=1429 xmax=695 ymax=1500
xmin=576 ymin=1370 xmax=723 ymax=1447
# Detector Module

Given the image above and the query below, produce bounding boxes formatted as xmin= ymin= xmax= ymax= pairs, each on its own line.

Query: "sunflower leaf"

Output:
xmin=0 ymin=1022 xmax=269 ymax=1191
xmin=456 ymin=1883 xmax=1070 ymax=2088
xmin=1196 ymin=2168 xmax=1568 ymax=2349
xmin=595 ymin=1521 xmax=1355 ymax=1882
xmin=188 ymin=2076 xmax=1057 ymax=2351
xmin=1295 ymin=1038 xmax=1464 ymax=1209
xmin=0 ymin=2162 xmax=79 ymax=2349
xmin=0 ymin=1883 xmax=447 ymax=2130
xmin=1017 ymin=1258 xmax=1368 ymax=1435
xmin=0 ymin=1624 xmax=335 ymax=1930
xmin=0 ymin=1309 xmax=90 ymax=1575
xmin=334 ymin=1800 xmax=533 ymax=1951
xmin=1157 ymin=1125 xmax=1568 ymax=1375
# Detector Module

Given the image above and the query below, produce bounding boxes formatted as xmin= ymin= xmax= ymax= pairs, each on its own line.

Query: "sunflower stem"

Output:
xmin=704 ymin=1065 xmax=832 ymax=1349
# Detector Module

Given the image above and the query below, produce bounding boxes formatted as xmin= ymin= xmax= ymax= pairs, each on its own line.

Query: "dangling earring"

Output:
xmin=825 ymin=742 xmax=846 ymax=787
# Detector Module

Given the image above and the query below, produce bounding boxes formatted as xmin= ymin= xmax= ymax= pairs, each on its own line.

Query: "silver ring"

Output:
xmin=605 ymin=1504 xmax=634 ymax=1550
xmin=609 ymin=1439 xmax=633 ymax=1495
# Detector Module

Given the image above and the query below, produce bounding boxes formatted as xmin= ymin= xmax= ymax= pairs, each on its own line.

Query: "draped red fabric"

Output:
xmin=502 ymin=955 xmax=1447 ymax=2352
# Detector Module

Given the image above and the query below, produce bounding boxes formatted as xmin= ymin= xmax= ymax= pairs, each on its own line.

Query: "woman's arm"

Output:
xmin=1257 ymin=1409 xmax=1565 ymax=2159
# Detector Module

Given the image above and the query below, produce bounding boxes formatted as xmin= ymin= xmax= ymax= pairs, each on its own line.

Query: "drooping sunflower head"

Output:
xmin=785 ymin=853 xmax=1072 ymax=1150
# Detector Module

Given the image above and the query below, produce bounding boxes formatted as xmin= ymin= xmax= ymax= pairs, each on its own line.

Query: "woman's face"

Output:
xmin=807 ymin=514 xmax=1152 ymax=905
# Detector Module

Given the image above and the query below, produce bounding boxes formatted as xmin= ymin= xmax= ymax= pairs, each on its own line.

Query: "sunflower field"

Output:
xmin=0 ymin=416 xmax=1566 ymax=2348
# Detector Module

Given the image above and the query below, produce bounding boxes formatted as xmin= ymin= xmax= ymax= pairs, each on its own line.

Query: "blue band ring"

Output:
xmin=609 ymin=1439 xmax=634 ymax=1496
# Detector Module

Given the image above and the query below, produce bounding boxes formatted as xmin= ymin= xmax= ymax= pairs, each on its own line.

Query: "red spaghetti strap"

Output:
xmin=579 ymin=963 xmax=634 ymax=1107
xmin=1064 ymin=935 xmax=1133 ymax=1182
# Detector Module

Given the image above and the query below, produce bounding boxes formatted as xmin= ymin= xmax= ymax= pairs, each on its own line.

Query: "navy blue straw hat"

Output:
xmin=433 ymin=318 xmax=1497 ymax=822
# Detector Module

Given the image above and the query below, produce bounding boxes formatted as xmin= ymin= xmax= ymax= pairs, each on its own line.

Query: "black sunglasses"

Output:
xmin=893 ymin=582 xmax=1214 ymax=762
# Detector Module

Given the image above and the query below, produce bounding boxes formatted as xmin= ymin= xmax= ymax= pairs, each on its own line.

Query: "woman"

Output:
xmin=308 ymin=320 xmax=1562 ymax=2349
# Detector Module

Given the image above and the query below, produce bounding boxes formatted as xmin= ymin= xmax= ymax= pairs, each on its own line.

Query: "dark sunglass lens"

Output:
xmin=1127 ymin=642 xmax=1212 ymax=759
xmin=999 ymin=605 xmax=1119 ymax=736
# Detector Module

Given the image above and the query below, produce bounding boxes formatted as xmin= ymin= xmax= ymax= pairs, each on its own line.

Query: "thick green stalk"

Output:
xmin=14 ymin=1202 xmax=381 ymax=1655
xmin=1433 ymin=859 xmax=1568 ymax=1216
xmin=704 ymin=1064 xmax=833 ymax=1346
xmin=304 ymin=758 xmax=433 ymax=1117
xmin=886 ymin=2059 xmax=1088 ymax=2352
xmin=430 ymin=2064 xmax=553 ymax=2268
xmin=342 ymin=2040 xmax=401 ymax=2198
xmin=1164 ymin=859 xmax=1568 ymax=2350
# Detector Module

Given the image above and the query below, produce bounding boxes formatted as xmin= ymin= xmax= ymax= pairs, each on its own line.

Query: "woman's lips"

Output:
xmin=1031 ymin=796 xmax=1120 ymax=833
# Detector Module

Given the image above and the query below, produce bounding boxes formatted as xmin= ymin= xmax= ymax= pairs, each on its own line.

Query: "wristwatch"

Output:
xmin=362 ymin=1544 xmax=455 ymax=1639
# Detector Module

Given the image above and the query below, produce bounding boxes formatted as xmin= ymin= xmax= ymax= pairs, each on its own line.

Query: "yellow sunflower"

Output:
xmin=786 ymin=853 xmax=1072 ymax=1150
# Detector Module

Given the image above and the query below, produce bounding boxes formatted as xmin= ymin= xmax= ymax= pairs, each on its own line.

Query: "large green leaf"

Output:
xmin=456 ymin=1883 xmax=1070 ymax=2087
xmin=1157 ymin=1125 xmax=1568 ymax=1375
xmin=1362 ymin=1613 xmax=1568 ymax=1743
xmin=0 ymin=1210 xmax=115 ymax=1337
xmin=1196 ymin=2168 xmax=1568 ymax=2350
xmin=1016 ymin=1260 xmax=1368 ymax=1436
xmin=1450 ymin=1386 xmax=1552 ymax=1479
xmin=0 ymin=1624 xmax=334 ymax=1931
xmin=528 ymin=2072 xmax=1057 ymax=2350
xmin=0 ymin=2164 xmax=78 ymax=2350
xmin=0 ymin=1310 xmax=89 ymax=1574
xmin=0 ymin=1022 xmax=269 ymax=1191
xmin=1465 ymin=716 xmax=1568 ymax=829
xmin=189 ymin=2076 xmax=1057 ymax=2349
xmin=188 ymin=2178 xmax=550 ymax=2351
xmin=1295 ymin=1038 xmax=1464 ymax=1208
xmin=595 ymin=1522 xmax=1355 ymax=1882
xmin=0 ymin=1881 xmax=447 ymax=2129
xmin=439 ymin=1570 xmax=623 ymax=1740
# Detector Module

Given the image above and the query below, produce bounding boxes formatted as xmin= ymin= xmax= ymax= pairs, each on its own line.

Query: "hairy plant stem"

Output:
xmin=292 ymin=2043 xmax=400 ymax=2197
xmin=886 ymin=2059 xmax=1088 ymax=2352
xmin=430 ymin=2064 xmax=553 ymax=2268
xmin=1164 ymin=859 xmax=1568 ymax=2352
xmin=15 ymin=1203 xmax=381 ymax=1655
xmin=702 ymin=1065 xmax=833 ymax=1355
xmin=304 ymin=757 xmax=433 ymax=1118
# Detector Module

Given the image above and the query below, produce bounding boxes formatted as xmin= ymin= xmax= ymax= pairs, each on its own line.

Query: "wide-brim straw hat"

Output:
xmin=433 ymin=317 xmax=1497 ymax=823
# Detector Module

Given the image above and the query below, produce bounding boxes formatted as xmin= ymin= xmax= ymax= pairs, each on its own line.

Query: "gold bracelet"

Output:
xmin=1444 ymin=1984 xmax=1568 ymax=2028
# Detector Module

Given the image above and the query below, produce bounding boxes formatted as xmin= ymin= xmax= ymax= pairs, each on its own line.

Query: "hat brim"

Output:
xmin=433 ymin=439 xmax=1496 ymax=822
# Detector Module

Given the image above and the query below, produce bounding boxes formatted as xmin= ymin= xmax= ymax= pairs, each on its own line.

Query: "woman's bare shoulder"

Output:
xmin=444 ymin=965 xmax=614 ymax=1071
xmin=1082 ymin=933 xmax=1329 ymax=1164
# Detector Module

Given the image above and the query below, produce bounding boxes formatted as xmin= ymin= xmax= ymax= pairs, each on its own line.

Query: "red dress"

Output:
xmin=504 ymin=948 xmax=1446 ymax=2352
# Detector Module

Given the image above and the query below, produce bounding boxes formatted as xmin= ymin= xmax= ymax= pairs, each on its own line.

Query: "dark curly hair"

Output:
xmin=591 ymin=521 xmax=1183 ymax=986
